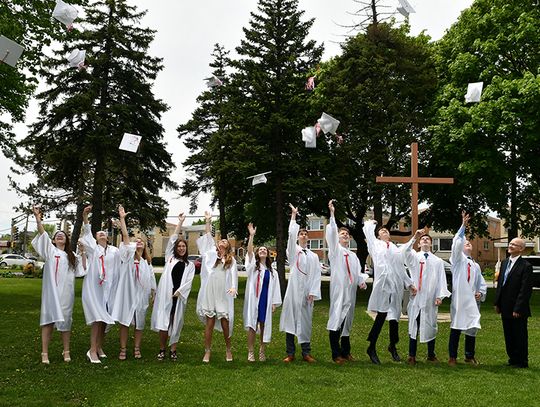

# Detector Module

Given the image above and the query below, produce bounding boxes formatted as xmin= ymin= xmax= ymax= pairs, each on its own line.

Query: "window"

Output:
xmin=307 ymin=219 xmax=323 ymax=231
xmin=439 ymin=238 xmax=452 ymax=251
xmin=483 ymin=241 xmax=489 ymax=250
xmin=432 ymin=239 xmax=439 ymax=252
xmin=349 ymin=239 xmax=358 ymax=249
xmin=307 ymin=239 xmax=323 ymax=250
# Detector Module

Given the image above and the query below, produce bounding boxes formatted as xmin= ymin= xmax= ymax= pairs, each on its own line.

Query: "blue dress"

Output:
xmin=257 ymin=269 xmax=271 ymax=323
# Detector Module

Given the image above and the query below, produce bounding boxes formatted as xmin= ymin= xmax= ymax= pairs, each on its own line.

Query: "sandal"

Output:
xmin=134 ymin=347 xmax=142 ymax=359
xmin=259 ymin=349 xmax=266 ymax=362
xmin=41 ymin=352 xmax=50 ymax=365
xmin=170 ymin=350 xmax=177 ymax=361
xmin=226 ymin=348 xmax=233 ymax=362
xmin=62 ymin=350 xmax=71 ymax=362
xmin=157 ymin=349 xmax=166 ymax=361
xmin=202 ymin=349 xmax=211 ymax=363
xmin=118 ymin=347 xmax=127 ymax=361
xmin=247 ymin=351 xmax=255 ymax=362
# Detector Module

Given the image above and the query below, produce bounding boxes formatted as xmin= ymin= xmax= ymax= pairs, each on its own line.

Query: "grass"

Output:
xmin=0 ymin=276 xmax=539 ymax=406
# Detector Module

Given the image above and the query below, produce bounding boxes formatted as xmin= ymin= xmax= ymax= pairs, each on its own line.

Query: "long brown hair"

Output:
xmin=213 ymin=239 xmax=234 ymax=269
xmin=134 ymin=238 xmax=152 ymax=263
xmin=173 ymin=237 xmax=189 ymax=263
xmin=52 ymin=231 xmax=77 ymax=269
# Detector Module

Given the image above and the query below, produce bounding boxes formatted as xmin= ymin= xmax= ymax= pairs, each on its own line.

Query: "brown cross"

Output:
xmin=376 ymin=142 xmax=454 ymax=234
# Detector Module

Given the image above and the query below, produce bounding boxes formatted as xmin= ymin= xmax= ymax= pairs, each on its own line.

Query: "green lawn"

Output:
xmin=0 ymin=277 xmax=538 ymax=406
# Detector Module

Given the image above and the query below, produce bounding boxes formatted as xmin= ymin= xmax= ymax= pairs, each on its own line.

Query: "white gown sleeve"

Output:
xmin=325 ymin=216 xmax=339 ymax=259
xmin=272 ymin=271 xmax=282 ymax=306
xmin=32 ymin=232 xmax=55 ymax=261
xmin=165 ymin=234 xmax=177 ymax=261
xmin=81 ymin=224 xmax=97 ymax=257
xmin=309 ymin=255 xmax=322 ymax=300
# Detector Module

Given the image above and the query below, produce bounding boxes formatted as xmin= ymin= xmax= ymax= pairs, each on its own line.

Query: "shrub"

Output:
xmin=23 ymin=263 xmax=34 ymax=276
xmin=483 ymin=267 xmax=495 ymax=280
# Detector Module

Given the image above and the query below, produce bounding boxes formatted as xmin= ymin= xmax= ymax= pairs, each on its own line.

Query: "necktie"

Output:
xmin=54 ymin=255 xmax=61 ymax=286
xmin=467 ymin=263 xmax=471 ymax=283
xmin=386 ymin=242 xmax=390 ymax=249
xmin=503 ymin=260 xmax=512 ymax=285
xmin=419 ymin=261 xmax=424 ymax=291
xmin=135 ymin=260 xmax=140 ymax=284
xmin=256 ymin=270 xmax=261 ymax=297
xmin=99 ymin=255 xmax=106 ymax=286
xmin=344 ymin=253 xmax=353 ymax=283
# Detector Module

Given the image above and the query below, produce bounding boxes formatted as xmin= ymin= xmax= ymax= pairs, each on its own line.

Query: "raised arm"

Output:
xmin=362 ymin=219 xmax=378 ymax=257
xmin=247 ymin=223 xmax=256 ymax=262
xmin=166 ymin=213 xmax=186 ymax=259
xmin=33 ymin=205 xmax=45 ymax=235
xmin=451 ymin=211 xmax=469 ymax=266
xmin=118 ymin=205 xmax=130 ymax=245
xmin=401 ymin=228 xmax=424 ymax=269
xmin=204 ymin=211 xmax=212 ymax=235
xmin=287 ymin=204 xmax=300 ymax=262
xmin=325 ymin=199 xmax=339 ymax=257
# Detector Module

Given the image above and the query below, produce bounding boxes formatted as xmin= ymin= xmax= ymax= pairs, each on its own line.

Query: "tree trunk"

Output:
xmin=274 ymin=177 xmax=287 ymax=296
xmin=70 ymin=202 xmax=85 ymax=252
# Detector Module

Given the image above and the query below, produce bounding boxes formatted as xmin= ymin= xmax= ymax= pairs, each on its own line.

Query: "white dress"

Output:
xmin=243 ymin=255 xmax=282 ymax=343
xmin=111 ymin=243 xmax=156 ymax=330
xmin=326 ymin=216 xmax=368 ymax=335
xmin=80 ymin=224 xmax=118 ymax=325
xmin=450 ymin=225 xmax=487 ymax=335
xmin=32 ymin=232 xmax=86 ymax=331
xmin=402 ymin=238 xmax=451 ymax=342
xmin=151 ymin=234 xmax=196 ymax=345
xmin=363 ymin=220 xmax=412 ymax=320
xmin=195 ymin=233 xmax=238 ymax=337
xmin=279 ymin=219 xmax=321 ymax=343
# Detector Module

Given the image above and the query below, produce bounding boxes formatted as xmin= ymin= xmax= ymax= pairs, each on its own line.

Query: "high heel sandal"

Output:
xmin=247 ymin=351 xmax=255 ymax=362
xmin=259 ymin=349 xmax=266 ymax=362
xmin=62 ymin=350 xmax=71 ymax=362
xmin=41 ymin=353 xmax=50 ymax=365
xmin=118 ymin=347 xmax=127 ymax=361
xmin=86 ymin=350 xmax=101 ymax=364
xmin=170 ymin=350 xmax=177 ymax=361
xmin=157 ymin=349 xmax=166 ymax=361
xmin=226 ymin=348 xmax=233 ymax=362
xmin=202 ymin=349 xmax=211 ymax=363
xmin=98 ymin=349 xmax=107 ymax=358
xmin=134 ymin=347 xmax=142 ymax=359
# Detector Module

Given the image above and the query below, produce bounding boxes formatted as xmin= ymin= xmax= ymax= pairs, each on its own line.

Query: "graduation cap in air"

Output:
xmin=119 ymin=133 xmax=142 ymax=153
xmin=397 ymin=0 xmax=415 ymax=17
xmin=317 ymin=112 xmax=340 ymax=135
xmin=205 ymin=75 xmax=223 ymax=88
xmin=52 ymin=0 xmax=79 ymax=30
xmin=67 ymin=49 xmax=86 ymax=69
xmin=0 ymin=35 xmax=24 ymax=68
xmin=465 ymin=82 xmax=483 ymax=103
xmin=247 ymin=171 xmax=271 ymax=186
xmin=301 ymin=126 xmax=317 ymax=148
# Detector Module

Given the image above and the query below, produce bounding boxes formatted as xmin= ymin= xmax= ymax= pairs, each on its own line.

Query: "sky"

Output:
xmin=0 ymin=0 xmax=474 ymax=234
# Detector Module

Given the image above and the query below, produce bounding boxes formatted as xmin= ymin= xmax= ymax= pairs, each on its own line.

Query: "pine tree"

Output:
xmin=13 ymin=0 xmax=176 ymax=246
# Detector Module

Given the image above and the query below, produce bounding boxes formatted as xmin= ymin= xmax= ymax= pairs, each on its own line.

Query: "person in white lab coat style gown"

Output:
xmin=243 ymin=222 xmax=282 ymax=362
xmin=112 ymin=205 xmax=156 ymax=360
xmin=363 ymin=219 xmax=415 ymax=364
xmin=402 ymin=228 xmax=451 ymax=365
xmin=326 ymin=200 xmax=369 ymax=364
xmin=280 ymin=204 xmax=321 ymax=363
xmin=151 ymin=212 xmax=195 ymax=361
xmin=196 ymin=211 xmax=238 ymax=363
xmin=32 ymin=205 xmax=86 ymax=364
xmin=448 ymin=211 xmax=486 ymax=366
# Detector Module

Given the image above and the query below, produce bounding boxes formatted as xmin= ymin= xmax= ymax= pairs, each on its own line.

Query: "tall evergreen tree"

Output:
xmin=13 ymin=0 xmax=176 ymax=247
xmin=428 ymin=0 xmax=540 ymax=240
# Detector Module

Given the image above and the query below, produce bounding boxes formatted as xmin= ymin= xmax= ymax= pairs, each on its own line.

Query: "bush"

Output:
xmin=23 ymin=263 xmax=34 ymax=276
xmin=483 ymin=267 xmax=495 ymax=280
xmin=32 ymin=266 xmax=43 ymax=279
xmin=0 ymin=271 xmax=14 ymax=278
xmin=152 ymin=257 xmax=165 ymax=267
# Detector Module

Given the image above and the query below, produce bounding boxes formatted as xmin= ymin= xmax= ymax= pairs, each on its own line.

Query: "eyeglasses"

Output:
xmin=509 ymin=243 xmax=524 ymax=248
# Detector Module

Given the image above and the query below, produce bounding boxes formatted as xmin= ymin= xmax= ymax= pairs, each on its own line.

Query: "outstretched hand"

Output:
xmin=289 ymin=203 xmax=298 ymax=216
xmin=83 ymin=205 xmax=92 ymax=215
xmin=328 ymin=199 xmax=335 ymax=214
xmin=178 ymin=212 xmax=186 ymax=224
xmin=204 ymin=211 xmax=212 ymax=223
xmin=118 ymin=205 xmax=129 ymax=219
xmin=32 ymin=204 xmax=42 ymax=219
xmin=462 ymin=210 xmax=470 ymax=226
xmin=247 ymin=222 xmax=257 ymax=236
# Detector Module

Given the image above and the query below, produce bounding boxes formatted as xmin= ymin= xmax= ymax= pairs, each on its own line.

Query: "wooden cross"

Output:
xmin=376 ymin=142 xmax=454 ymax=234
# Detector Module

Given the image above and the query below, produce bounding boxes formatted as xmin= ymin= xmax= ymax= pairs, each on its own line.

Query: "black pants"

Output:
xmin=329 ymin=321 xmax=351 ymax=360
xmin=408 ymin=313 xmax=435 ymax=358
xmin=502 ymin=316 xmax=528 ymax=367
xmin=448 ymin=328 xmax=476 ymax=359
xmin=367 ymin=312 xmax=399 ymax=347
xmin=286 ymin=333 xmax=311 ymax=356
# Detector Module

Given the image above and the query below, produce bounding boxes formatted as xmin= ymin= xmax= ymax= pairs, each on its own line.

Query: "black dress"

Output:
xmin=171 ymin=260 xmax=186 ymax=314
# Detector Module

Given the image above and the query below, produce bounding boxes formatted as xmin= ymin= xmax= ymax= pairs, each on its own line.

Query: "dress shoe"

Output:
xmin=86 ymin=350 xmax=101 ymax=364
xmin=407 ymin=356 xmax=417 ymax=366
xmin=448 ymin=357 xmax=457 ymax=367
xmin=366 ymin=347 xmax=381 ymax=365
xmin=464 ymin=357 xmax=479 ymax=366
xmin=388 ymin=346 xmax=401 ymax=362
xmin=426 ymin=355 xmax=439 ymax=363
xmin=302 ymin=354 xmax=316 ymax=363
xmin=333 ymin=356 xmax=346 ymax=365
xmin=283 ymin=355 xmax=295 ymax=363
xmin=344 ymin=354 xmax=355 ymax=362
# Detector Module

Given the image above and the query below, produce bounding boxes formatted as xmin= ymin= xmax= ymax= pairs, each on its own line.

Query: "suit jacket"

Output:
xmin=494 ymin=257 xmax=533 ymax=318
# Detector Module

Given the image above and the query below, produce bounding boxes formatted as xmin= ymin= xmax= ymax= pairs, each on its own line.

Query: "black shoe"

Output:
xmin=366 ymin=347 xmax=381 ymax=365
xmin=388 ymin=345 xmax=401 ymax=362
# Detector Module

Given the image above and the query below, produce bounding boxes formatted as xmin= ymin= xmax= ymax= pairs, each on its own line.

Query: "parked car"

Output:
xmin=522 ymin=256 xmax=540 ymax=288
xmin=271 ymin=260 xmax=289 ymax=272
xmin=0 ymin=254 xmax=38 ymax=268
xmin=187 ymin=255 xmax=202 ymax=274
xmin=321 ymin=262 xmax=330 ymax=276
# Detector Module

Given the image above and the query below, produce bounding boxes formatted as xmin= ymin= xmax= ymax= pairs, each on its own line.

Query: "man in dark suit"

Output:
xmin=494 ymin=238 xmax=533 ymax=368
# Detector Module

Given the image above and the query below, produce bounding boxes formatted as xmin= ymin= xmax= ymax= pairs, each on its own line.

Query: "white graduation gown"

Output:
xmin=449 ymin=226 xmax=486 ymax=336
xmin=363 ymin=220 xmax=412 ymax=320
xmin=32 ymin=232 xmax=86 ymax=331
xmin=243 ymin=255 xmax=282 ymax=343
xmin=151 ymin=234 xmax=196 ymax=345
xmin=326 ymin=216 xmax=368 ymax=335
xmin=279 ymin=220 xmax=321 ymax=343
xmin=402 ymin=239 xmax=451 ymax=342
xmin=195 ymin=233 xmax=238 ymax=337
xmin=80 ymin=224 xmax=118 ymax=325
xmin=111 ymin=243 xmax=156 ymax=330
